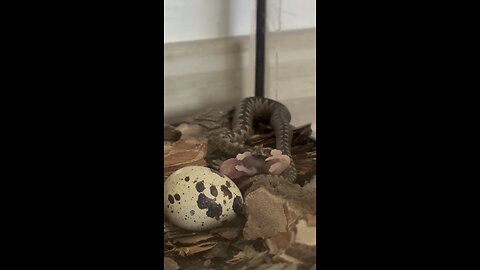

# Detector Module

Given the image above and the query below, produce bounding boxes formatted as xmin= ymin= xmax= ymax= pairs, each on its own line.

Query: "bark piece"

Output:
xmin=164 ymin=137 xmax=207 ymax=180
xmin=203 ymin=259 xmax=212 ymax=267
xmin=171 ymin=234 xmax=215 ymax=244
xmin=203 ymin=241 xmax=230 ymax=259
xmin=176 ymin=123 xmax=207 ymax=139
xmin=164 ymin=124 xmax=182 ymax=142
xmin=302 ymin=176 xmax=316 ymax=191
xmin=210 ymin=227 xmax=242 ymax=240
xmin=166 ymin=241 xmax=217 ymax=257
xmin=226 ymin=244 xmax=265 ymax=265
xmin=242 ymin=176 xmax=317 ymax=267
xmin=243 ymin=187 xmax=289 ymax=240
xmin=265 ymin=218 xmax=316 ymax=267
xmin=164 ymin=257 xmax=180 ymax=270
xmin=256 ymin=263 xmax=298 ymax=270
xmin=243 ymin=177 xmax=316 ymax=240
xmin=283 ymin=242 xmax=316 ymax=265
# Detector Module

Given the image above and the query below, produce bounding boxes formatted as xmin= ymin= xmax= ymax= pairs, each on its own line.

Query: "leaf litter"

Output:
xmin=164 ymin=111 xmax=316 ymax=269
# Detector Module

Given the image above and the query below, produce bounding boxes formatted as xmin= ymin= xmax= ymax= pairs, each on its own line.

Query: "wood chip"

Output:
xmin=226 ymin=245 xmax=261 ymax=265
xmin=171 ymin=234 xmax=215 ymax=244
xmin=294 ymin=220 xmax=316 ymax=246
xmin=242 ymin=178 xmax=316 ymax=240
xmin=306 ymin=214 xmax=316 ymax=227
xmin=256 ymin=262 xmax=298 ymax=270
xmin=247 ymin=250 xmax=269 ymax=268
xmin=164 ymin=124 xmax=182 ymax=142
xmin=164 ymin=138 xmax=207 ymax=179
xmin=203 ymin=241 xmax=230 ymax=259
xmin=164 ymin=257 xmax=180 ymax=270
xmin=274 ymin=251 xmax=305 ymax=266
xmin=210 ymin=227 xmax=242 ymax=240
xmin=175 ymin=123 xmax=207 ymax=139
xmin=170 ymin=241 xmax=217 ymax=257
xmin=163 ymin=108 xmax=316 ymax=270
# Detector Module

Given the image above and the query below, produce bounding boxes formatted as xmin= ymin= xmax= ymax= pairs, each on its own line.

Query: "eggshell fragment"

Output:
xmin=164 ymin=166 xmax=244 ymax=231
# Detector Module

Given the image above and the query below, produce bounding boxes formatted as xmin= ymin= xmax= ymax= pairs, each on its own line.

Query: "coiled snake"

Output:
xmin=213 ymin=97 xmax=297 ymax=184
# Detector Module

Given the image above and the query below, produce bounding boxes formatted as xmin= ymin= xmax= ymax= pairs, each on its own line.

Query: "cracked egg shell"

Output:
xmin=164 ymin=166 xmax=244 ymax=231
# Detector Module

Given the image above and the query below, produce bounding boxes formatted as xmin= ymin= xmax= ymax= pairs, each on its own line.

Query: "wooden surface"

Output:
xmin=164 ymin=28 xmax=316 ymax=132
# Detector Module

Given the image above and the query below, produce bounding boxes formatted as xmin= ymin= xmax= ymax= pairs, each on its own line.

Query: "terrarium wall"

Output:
xmin=164 ymin=0 xmax=316 ymax=134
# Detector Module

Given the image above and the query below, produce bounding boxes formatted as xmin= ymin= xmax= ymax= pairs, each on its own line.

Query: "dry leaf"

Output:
xmin=210 ymin=227 xmax=241 ymax=240
xmin=265 ymin=232 xmax=292 ymax=255
xmin=164 ymin=125 xmax=182 ymax=142
xmin=247 ymin=250 xmax=269 ymax=268
xmin=164 ymin=138 xmax=208 ymax=179
xmin=256 ymin=262 xmax=298 ymax=270
xmin=226 ymin=245 xmax=261 ymax=265
xmin=174 ymin=241 xmax=217 ymax=257
xmin=164 ymin=221 xmax=182 ymax=233
xmin=175 ymin=123 xmax=206 ymax=139
xmin=172 ymin=234 xmax=215 ymax=244
xmin=164 ymin=257 xmax=179 ymax=270
xmin=230 ymin=239 xmax=252 ymax=251
xmin=164 ymin=142 xmax=173 ymax=156
xmin=164 ymin=221 xmax=207 ymax=241
xmin=274 ymin=251 xmax=305 ymax=266
xmin=306 ymin=214 xmax=316 ymax=227
xmin=164 ymin=231 xmax=206 ymax=242
xmin=219 ymin=229 xmax=241 ymax=240
xmin=302 ymin=176 xmax=316 ymax=191
xmin=203 ymin=241 xmax=230 ymax=259
xmin=294 ymin=220 xmax=316 ymax=246
xmin=226 ymin=251 xmax=246 ymax=265
xmin=203 ymin=259 xmax=212 ymax=267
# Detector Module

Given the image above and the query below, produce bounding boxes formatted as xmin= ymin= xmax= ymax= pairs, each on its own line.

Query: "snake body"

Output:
xmin=214 ymin=97 xmax=297 ymax=184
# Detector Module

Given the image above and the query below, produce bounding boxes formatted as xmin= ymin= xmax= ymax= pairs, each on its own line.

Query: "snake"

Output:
xmin=212 ymin=97 xmax=297 ymax=184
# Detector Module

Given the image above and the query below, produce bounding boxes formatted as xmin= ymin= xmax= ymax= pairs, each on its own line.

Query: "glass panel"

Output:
xmin=164 ymin=2 xmax=316 ymax=268
xmin=164 ymin=0 xmax=257 ymax=124
xmin=265 ymin=0 xmax=317 ymax=135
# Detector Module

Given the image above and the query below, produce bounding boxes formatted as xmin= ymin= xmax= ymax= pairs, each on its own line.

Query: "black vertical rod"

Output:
xmin=255 ymin=0 xmax=266 ymax=98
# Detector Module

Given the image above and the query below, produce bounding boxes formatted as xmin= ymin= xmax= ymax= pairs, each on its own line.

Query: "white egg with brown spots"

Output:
xmin=164 ymin=166 xmax=244 ymax=231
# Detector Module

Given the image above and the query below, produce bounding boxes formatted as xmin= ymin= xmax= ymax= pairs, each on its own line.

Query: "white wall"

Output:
xmin=164 ymin=1 xmax=316 ymax=131
xmin=164 ymin=0 xmax=316 ymax=43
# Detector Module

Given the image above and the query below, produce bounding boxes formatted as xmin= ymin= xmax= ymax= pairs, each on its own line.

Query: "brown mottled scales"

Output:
xmin=212 ymin=97 xmax=297 ymax=183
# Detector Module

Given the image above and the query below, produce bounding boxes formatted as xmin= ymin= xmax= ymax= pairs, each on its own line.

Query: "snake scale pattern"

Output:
xmin=214 ymin=97 xmax=297 ymax=184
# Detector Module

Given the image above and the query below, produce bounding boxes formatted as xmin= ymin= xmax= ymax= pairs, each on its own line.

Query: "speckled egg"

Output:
xmin=164 ymin=166 xmax=244 ymax=231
